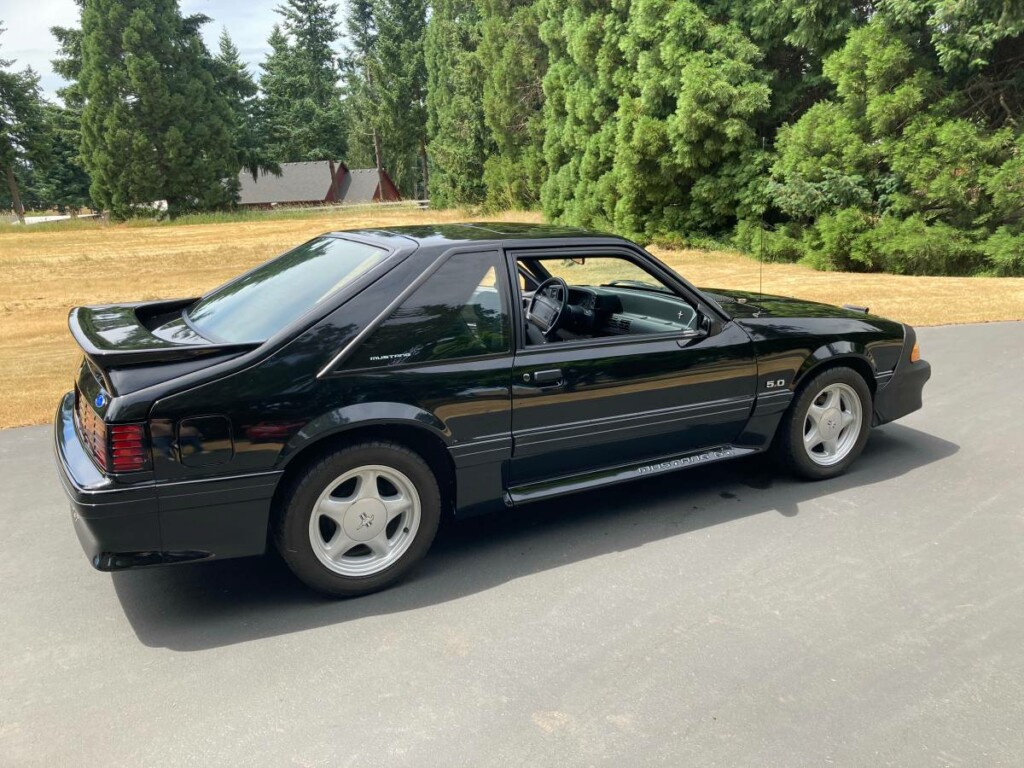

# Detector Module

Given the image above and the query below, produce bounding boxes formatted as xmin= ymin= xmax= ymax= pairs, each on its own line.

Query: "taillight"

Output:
xmin=108 ymin=423 xmax=151 ymax=472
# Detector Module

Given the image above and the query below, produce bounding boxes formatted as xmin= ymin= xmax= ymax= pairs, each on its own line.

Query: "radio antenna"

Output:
xmin=759 ymin=215 xmax=765 ymax=302
xmin=759 ymin=136 xmax=765 ymax=303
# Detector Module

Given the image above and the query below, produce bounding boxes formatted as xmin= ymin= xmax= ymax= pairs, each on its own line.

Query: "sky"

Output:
xmin=0 ymin=0 xmax=287 ymax=100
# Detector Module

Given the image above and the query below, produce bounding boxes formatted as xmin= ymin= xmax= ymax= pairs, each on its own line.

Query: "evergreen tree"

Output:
xmin=35 ymin=103 xmax=93 ymax=213
xmin=610 ymin=0 xmax=770 ymax=237
xmin=769 ymin=12 xmax=1024 ymax=274
xmin=425 ymin=0 xmax=489 ymax=206
xmin=259 ymin=23 xmax=300 ymax=157
xmin=0 ymin=25 xmax=50 ymax=223
xmin=340 ymin=0 xmax=428 ymax=196
xmin=341 ymin=0 xmax=378 ymax=169
xmin=213 ymin=29 xmax=278 ymax=182
xmin=368 ymin=0 xmax=428 ymax=196
xmin=537 ymin=0 xmax=629 ymax=229
xmin=36 ymin=20 xmax=94 ymax=213
xmin=259 ymin=1 xmax=347 ymax=162
xmin=477 ymin=0 xmax=547 ymax=209
xmin=79 ymin=0 xmax=237 ymax=217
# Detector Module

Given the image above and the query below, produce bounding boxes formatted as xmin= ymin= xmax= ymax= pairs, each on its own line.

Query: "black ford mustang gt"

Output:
xmin=54 ymin=223 xmax=930 ymax=596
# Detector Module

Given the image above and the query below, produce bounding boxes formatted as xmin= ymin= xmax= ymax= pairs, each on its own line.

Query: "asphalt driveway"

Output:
xmin=1 ymin=322 xmax=1022 ymax=766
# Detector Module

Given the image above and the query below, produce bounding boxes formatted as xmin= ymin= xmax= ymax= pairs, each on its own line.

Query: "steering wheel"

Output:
xmin=527 ymin=277 xmax=569 ymax=339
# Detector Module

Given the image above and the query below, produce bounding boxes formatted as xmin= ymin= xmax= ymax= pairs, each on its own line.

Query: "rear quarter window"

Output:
xmin=346 ymin=251 xmax=510 ymax=368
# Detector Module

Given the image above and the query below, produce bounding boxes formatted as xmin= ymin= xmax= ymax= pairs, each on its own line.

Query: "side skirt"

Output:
xmin=505 ymin=444 xmax=760 ymax=507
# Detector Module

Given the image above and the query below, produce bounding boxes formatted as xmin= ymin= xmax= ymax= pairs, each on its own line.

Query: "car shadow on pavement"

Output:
xmin=112 ymin=423 xmax=958 ymax=651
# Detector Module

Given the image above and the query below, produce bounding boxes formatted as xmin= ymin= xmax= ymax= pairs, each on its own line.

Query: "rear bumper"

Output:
xmin=873 ymin=326 xmax=932 ymax=426
xmin=54 ymin=392 xmax=166 ymax=570
xmin=53 ymin=392 xmax=276 ymax=571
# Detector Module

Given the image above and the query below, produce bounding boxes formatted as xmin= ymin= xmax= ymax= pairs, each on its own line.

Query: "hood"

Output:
xmin=699 ymin=288 xmax=876 ymax=321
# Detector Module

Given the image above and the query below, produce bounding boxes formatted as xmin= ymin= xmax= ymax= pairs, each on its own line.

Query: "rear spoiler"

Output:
xmin=68 ymin=300 xmax=259 ymax=369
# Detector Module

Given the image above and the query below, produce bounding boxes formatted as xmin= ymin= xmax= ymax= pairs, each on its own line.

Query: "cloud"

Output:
xmin=1 ymin=0 xmax=75 ymax=97
xmin=1 ymin=0 xmax=283 ymax=100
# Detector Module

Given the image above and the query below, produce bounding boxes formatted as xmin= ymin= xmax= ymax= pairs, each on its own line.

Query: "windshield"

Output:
xmin=187 ymin=237 xmax=388 ymax=343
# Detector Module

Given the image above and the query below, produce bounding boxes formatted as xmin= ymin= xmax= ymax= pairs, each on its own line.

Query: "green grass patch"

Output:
xmin=0 ymin=202 xmax=434 ymax=234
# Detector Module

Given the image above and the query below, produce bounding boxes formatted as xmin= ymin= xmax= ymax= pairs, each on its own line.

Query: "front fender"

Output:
xmin=794 ymin=341 xmax=877 ymax=390
xmin=277 ymin=402 xmax=450 ymax=468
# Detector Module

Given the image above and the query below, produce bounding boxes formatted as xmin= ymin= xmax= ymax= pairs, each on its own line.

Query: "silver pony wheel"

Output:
xmin=308 ymin=464 xmax=422 ymax=577
xmin=802 ymin=382 xmax=863 ymax=467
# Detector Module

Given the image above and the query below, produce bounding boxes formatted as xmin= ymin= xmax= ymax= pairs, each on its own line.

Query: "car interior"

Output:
xmin=517 ymin=256 xmax=700 ymax=345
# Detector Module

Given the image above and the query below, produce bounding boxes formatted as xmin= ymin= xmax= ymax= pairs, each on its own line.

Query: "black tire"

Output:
xmin=772 ymin=366 xmax=872 ymax=481
xmin=274 ymin=441 xmax=441 ymax=597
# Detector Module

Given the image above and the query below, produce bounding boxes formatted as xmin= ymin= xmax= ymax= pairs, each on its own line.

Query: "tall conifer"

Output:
xmin=425 ymin=0 xmax=489 ymax=206
xmin=79 ymin=0 xmax=236 ymax=217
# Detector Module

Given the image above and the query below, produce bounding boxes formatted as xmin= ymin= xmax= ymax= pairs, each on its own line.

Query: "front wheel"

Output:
xmin=773 ymin=367 xmax=872 ymax=480
xmin=274 ymin=441 xmax=441 ymax=597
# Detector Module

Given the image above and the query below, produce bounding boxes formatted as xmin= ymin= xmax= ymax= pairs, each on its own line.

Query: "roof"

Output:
xmin=237 ymin=161 xmax=336 ymax=205
xmin=327 ymin=222 xmax=619 ymax=248
xmin=338 ymin=169 xmax=384 ymax=204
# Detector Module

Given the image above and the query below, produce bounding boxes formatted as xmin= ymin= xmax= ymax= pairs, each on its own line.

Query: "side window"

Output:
xmin=347 ymin=251 xmax=511 ymax=368
xmin=518 ymin=253 xmax=700 ymax=344
xmin=538 ymin=255 xmax=669 ymax=292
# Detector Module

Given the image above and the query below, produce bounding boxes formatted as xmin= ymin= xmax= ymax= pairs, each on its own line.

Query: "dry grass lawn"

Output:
xmin=2 ymin=206 xmax=1022 ymax=429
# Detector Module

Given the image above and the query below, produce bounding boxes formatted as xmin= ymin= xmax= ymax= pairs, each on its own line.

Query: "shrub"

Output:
xmin=804 ymin=208 xmax=874 ymax=271
xmin=734 ymin=219 xmax=804 ymax=263
xmin=981 ymin=228 xmax=1024 ymax=276
xmin=852 ymin=216 xmax=981 ymax=275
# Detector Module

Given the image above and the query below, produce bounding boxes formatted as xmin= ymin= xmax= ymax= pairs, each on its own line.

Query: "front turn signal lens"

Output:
xmin=910 ymin=342 xmax=921 ymax=363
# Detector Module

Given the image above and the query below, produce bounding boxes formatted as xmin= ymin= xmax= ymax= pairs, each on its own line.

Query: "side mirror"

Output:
xmin=699 ymin=307 xmax=722 ymax=336
xmin=677 ymin=308 xmax=721 ymax=347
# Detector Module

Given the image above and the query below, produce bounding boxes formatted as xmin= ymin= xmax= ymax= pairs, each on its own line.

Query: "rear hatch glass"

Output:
xmin=185 ymin=237 xmax=388 ymax=343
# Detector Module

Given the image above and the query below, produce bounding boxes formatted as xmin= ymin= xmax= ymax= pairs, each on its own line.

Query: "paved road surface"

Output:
xmin=2 ymin=323 xmax=1022 ymax=767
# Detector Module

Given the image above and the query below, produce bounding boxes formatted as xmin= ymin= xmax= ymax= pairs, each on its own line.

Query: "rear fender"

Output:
xmin=277 ymin=402 xmax=450 ymax=468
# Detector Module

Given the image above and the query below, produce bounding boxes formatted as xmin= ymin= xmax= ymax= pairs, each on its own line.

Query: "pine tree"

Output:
xmin=368 ymin=0 xmax=428 ymax=196
xmin=35 ymin=103 xmax=93 ymax=213
xmin=79 ymin=0 xmax=237 ymax=217
xmin=537 ymin=0 xmax=627 ymax=229
xmin=769 ymin=11 xmax=1024 ymax=274
xmin=342 ymin=0 xmax=380 ymax=170
xmin=0 ymin=25 xmax=50 ymax=223
xmin=259 ymin=24 xmax=299 ymax=158
xmin=478 ymin=0 xmax=547 ymax=209
xmin=424 ymin=0 xmax=489 ymax=206
xmin=610 ymin=0 xmax=770 ymax=237
xmin=36 ymin=20 xmax=93 ymax=213
xmin=277 ymin=0 xmax=342 ymax=104
xmin=259 ymin=1 xmax=347 ymax=162
xmin=214 ymin=29 xmax=278 ymax=183
xmin=340 ymin=0 xmax=428 ymax=196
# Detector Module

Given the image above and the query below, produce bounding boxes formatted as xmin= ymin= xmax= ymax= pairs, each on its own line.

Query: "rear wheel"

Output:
xmin=275 ymin=441 xmax=441 ymax=597
xmin=773 ymin=366 xmax=872 ymax=480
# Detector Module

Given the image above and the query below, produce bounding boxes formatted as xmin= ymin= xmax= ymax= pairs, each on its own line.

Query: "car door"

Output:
xmin=508 ymin=245 xmax=758 ymax=487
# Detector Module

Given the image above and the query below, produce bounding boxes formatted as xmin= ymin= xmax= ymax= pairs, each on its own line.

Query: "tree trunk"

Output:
xmin=420 ymin=140 xmax=429 ymax=200
xmin=4 ymin=165 xmax=25 ymax=224
xmin=372 ymin=127 xmax=383 ymax=174
xmin=368 ymin=64 xmax=384 ymax=178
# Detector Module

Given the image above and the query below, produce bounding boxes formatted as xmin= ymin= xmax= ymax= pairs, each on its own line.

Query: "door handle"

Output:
xmin=531 ymin=369 xmax=564 ymax=386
